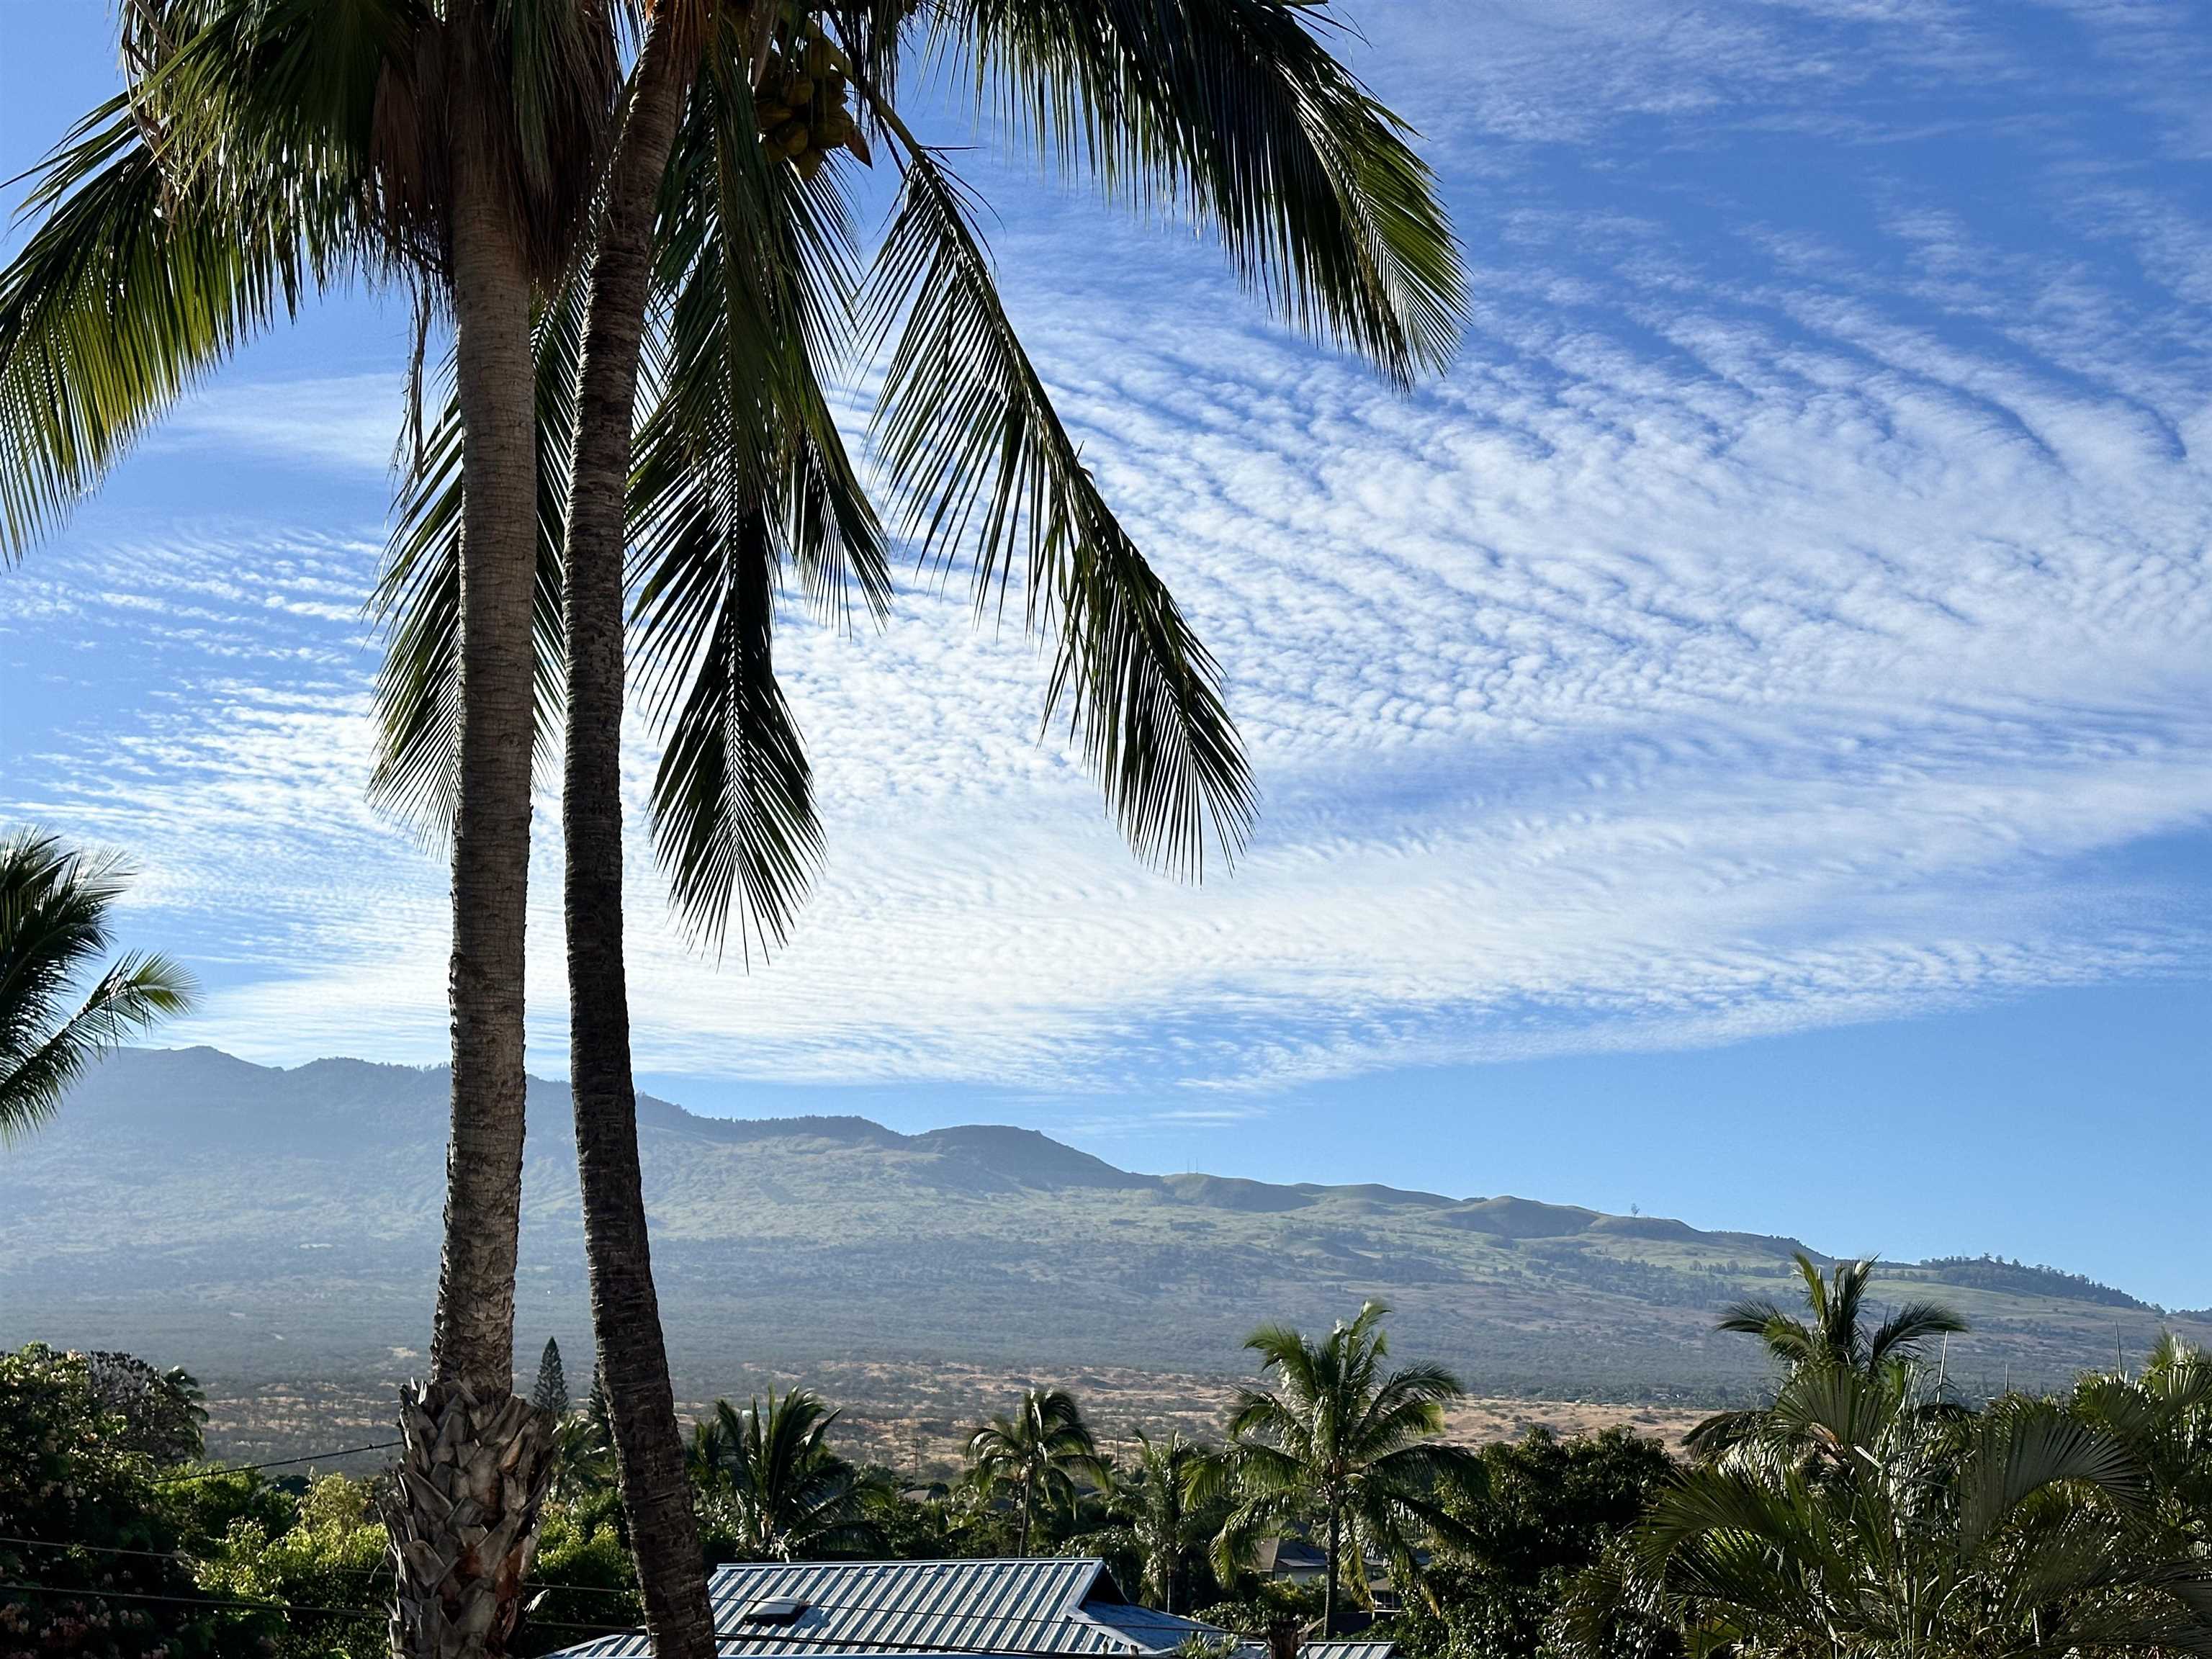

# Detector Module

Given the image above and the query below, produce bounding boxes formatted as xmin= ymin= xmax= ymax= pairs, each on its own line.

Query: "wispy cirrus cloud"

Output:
xmin=155 ymin=374 xmax=407 ymax=477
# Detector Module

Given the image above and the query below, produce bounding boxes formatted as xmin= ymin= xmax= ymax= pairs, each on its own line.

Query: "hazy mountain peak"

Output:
xmin=1 ymin=1047 xmax=2195 ymax=1401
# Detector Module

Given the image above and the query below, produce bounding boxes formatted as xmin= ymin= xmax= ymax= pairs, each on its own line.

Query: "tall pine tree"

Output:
xmin=530 ymin=1339 xmax=570 ymax=1417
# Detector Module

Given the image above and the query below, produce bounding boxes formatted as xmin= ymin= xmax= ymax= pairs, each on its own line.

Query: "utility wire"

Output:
xmin=0 ymin=1578 xmax=632 ymax=1639
xmin=158 ymin=1439 xmax=404 ymax=1483
xmin=0 ymin=1578 xmax=1186 ymax=1655
xmin=0 ymin=1535 xmax=1197 ymax=1655
xmin=0 ymin=1530 xmax=1191 ymax=1638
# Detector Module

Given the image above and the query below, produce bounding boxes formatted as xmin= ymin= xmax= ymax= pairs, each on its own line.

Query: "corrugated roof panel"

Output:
xmin=545 ymin=1557 xmax=1220 ymax=1659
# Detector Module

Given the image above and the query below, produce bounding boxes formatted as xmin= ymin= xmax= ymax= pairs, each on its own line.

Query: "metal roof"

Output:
xmin=547 ymin=1556 xmax=1230 ymax=1659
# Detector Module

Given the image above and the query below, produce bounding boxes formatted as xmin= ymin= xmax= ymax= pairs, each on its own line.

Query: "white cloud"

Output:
xmin=1 ymin=0 xmax=2208 ymax=1099
xmin=156 ymin=374 xmax=407 ymax=477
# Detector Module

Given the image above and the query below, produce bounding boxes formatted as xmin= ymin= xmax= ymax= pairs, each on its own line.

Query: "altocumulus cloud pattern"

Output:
xmin=1 ymin=0 xmax=2208 ymax=1094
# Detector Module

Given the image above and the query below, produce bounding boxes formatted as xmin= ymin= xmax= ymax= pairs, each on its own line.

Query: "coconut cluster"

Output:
xmin=755 ymin=37 xmax=871 ymax=179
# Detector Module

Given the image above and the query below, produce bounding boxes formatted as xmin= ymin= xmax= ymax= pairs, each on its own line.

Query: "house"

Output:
xmin=1249 ymin=1537 xmax=1329 ymax=1584
xmin=1250 ymin=1537 xmax=1403 ymax=1620
xmin=546 ymin=1555 xmax=1230 ymax=1659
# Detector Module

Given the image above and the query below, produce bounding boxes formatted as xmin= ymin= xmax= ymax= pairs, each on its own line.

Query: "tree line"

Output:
xmin=4 ymin=1282 xmax=2209 ymax=1658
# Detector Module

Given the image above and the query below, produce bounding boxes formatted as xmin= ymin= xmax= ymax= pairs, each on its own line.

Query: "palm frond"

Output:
xmin=1866 ymin=1298 xmax=1971 ymax=1367
xmin=627 ymin=26 xmax=886 ymax=952
xmin=369 ymin=280 xmax=584 ymax=827
xmin=0 ymin=830 xmax=196 ymax=1138
xmin=941 ymin=0 xmax=1465 ymax=384
xmin=0 ymin=100 xmax=365 ymax=557
xmin=866 ymin=145 xmax=1254 ymax=878
xmin=1957 ymin=1401 xmax=2146 ymax=1556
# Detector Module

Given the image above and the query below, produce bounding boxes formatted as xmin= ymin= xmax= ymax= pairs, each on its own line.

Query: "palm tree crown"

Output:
xmin=968 ymin=1388 xmax=1105 ymax=1557
xmin=1100 ymin=1431 xmax=1220 ymax=1615
xmin=1213 ymin=1303 xmax=1486 ymax=1635
xmin=0 ymin=829 xmax=194 ymax=1141
xmin=689 ymin=1388 xmax=886 ymax=1562
xmin=1689 ymin=1254 xmax=1969 ymax=1464
xmin=372 ymin=0 xmax=1471 ymax=948
xmin=1717 ymin=1253 xmax=1968 ymax=1373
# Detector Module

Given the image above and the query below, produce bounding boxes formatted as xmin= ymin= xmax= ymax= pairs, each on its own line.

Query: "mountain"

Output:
xmin=3 ymin=1048 xmax=2197 ymax=1413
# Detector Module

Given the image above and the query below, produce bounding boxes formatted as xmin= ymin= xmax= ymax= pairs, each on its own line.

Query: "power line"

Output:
xmin=0 ymin=1577 xmax=1186 ymax=1655
xmin=0 ymin=1528 xmax=1190 ymax=1640
xmin=0 ymin=1532 xmax=1166 ymax=1642
xmin=0 ymin=1533 xmax=1178 ymax=1645
xmin=0 ymin=1578 xmax=631 ymax=1639
xmin=0 ymin=1539 xmax=1203 ymax=1654
xmin=158 ymin=1439 xmax=404 ymax=1483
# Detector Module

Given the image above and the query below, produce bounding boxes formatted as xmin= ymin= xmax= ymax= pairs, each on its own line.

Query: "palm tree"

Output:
xmin=690 ymin=1389 xmax=886 ymax=1561
xmin=0 ymin=830 xmax=194 ymax=1141
xmin=1100 ymin=1432 xmax=1220 ymax=1616
xmin=1 ymin=4 xmax=614 ymax=1648
xmin=968 ymin=1388 xmax=1107 ymax=1556
xmin=1212 ymin=1303 xmax=1487 ymax=1637
xmin=549 ymin=1407 xmax=619 ymax=1510
xmin=1719 ymin=1254 xmax=1968 ymax=1371
xmin=2069 ymin=1333 xmax=2212 ymax=1545
xmin=1562 ymin=1368 xmax=2212 ymax=1658
xmin=376 ymin=1 xmax=1465 ymax=1647
xmin=1686 ymin=1254 xmax=1968 ymax=1462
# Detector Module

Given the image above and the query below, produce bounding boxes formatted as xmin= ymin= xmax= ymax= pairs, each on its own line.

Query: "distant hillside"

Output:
xmin=1 ymin=1048 xmax=2199 ymax=1411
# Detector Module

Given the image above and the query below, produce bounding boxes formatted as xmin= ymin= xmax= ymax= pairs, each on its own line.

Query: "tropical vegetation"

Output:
xmin=1208 ymin=1302 xmax=1491 ymax=1635
xmin=6 ymin=1287 xmax=2212 ymax=1659
xmin=1560 ymin=1266 xmax=2212 ymax=1659
xmin=967 ymin=1387 xmax=1108 ymax=1557
xmin=1095 ymin=1431 xmax=1225 ymax=1616
xmin=0 ymin=829 xmax=192 ymax=1142
xmin=689 ymin=1389 xmax=891 ymax=1561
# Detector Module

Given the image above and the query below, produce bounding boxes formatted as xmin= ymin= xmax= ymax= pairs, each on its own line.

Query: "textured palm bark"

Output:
xmin=393 ymin=6 xmax=551 ymax=1651
xmin=561 ymin=6 xmax=718 ymax=1656
xmin=1323 ymin=1503 xmax=1341 ymax=1637
xmin=385 ymin=1382 xmax=557 ymax=1658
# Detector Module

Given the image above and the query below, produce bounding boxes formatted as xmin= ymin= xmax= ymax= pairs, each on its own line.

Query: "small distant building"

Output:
xmin=1249 ymin=1537 xmax=1329 ymax=1584
xmin=1250 ymin=1537 xmax=1404 ymax=1620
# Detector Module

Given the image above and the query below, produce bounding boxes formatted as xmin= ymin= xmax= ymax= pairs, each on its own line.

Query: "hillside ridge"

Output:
xmin=2 ymin=1046 xmax=2195 ymax=1401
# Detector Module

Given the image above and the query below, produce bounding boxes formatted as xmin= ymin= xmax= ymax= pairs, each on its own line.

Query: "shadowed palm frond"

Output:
xmin=0 ymin=830 xmax=196 ymax=1139
xmin=627 ymin=24 xmax=886 ymax=953
xmin=942 ymin=0 xmax=1465 ymax=384
xmin=369 ymin=280 xmax=586 ymax=828
xmin=866 ymin=145 xmax=1254 ymax=879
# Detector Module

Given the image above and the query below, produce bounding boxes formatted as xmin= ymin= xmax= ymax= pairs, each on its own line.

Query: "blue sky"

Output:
xmin=4 ymin=1 xmax=2209 ymax=1308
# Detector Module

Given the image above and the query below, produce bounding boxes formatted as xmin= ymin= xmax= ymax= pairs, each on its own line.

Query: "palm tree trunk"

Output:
xmin=560 ymin=7 xmax=715 ymax=1658
xmin=1323 ymin=1505 xmax=1341 ymax=1638
xmin=1019 ymin=1478 xmax=1034 ymax=1557
xmin=385 ymin=17 xmax=556 ymax=1655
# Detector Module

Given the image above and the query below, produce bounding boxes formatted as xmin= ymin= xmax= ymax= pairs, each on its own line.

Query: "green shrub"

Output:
xmin=0 ymin=1343 xmax=220 ymax=1657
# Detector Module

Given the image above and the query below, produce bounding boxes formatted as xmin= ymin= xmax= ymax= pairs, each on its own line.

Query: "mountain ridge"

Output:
xmin=1 ymin=1046 xmax=2196 ymax=1404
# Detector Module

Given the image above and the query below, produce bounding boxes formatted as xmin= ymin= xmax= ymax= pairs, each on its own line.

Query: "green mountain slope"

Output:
xmin=1 ymin=1047 xmax=2195 ymax=1406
